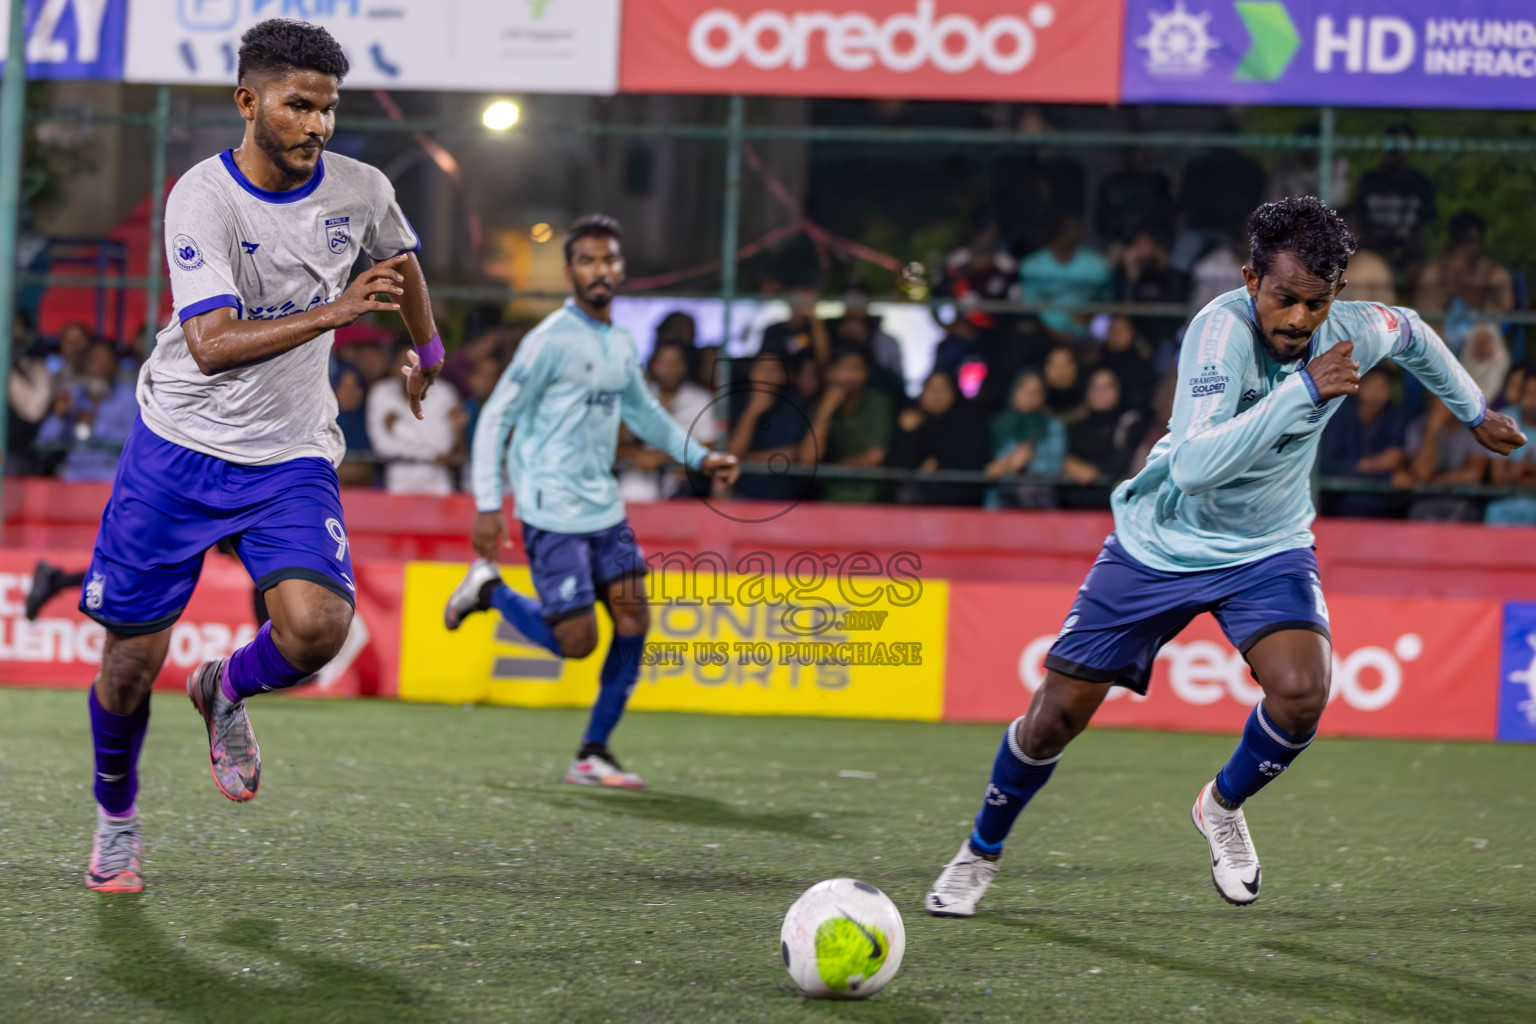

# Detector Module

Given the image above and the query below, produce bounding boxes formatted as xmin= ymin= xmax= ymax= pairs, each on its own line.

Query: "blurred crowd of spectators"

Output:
xmin=6 ymin=127 xmax=1532 ymax=524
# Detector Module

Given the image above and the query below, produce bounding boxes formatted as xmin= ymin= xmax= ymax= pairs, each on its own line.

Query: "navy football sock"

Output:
xmin=488 ymin=584 xmax=561 ymax=657
xmin=89 ymin=686 xmax=149 ymax=817
xmin=223 ymin=621 xmax=309 ymax=701
xmin=584 ymin=634 xmax=645 ymax=746
xmin=1214 ymin=701 xmax=1315 ymax=807
xmin=969 ymin=716 xmax=1061 ymax=856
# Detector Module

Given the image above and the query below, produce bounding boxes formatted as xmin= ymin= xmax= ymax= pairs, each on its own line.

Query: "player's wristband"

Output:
xmin=414 ymin=333 xmax=445 ymax=370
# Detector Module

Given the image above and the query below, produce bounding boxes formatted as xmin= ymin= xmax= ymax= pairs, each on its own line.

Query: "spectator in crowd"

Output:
xmin=461 ymin=348 xmax=511 ymax=455
xmin=1113 ymin=227 xmax=1189 ymax=309
xmin=1353 ymin=122 xmax=1437 ymax=275
xmin=1041 ymin=345 xmax=1084 ymax=416
xmin=617 ymin=340 xmax=719 ymax=503
xmin=331 ymin=362 xmax=375 ymax=488
xmin=1414 ymin=211 xmax=1515 ymax=349
xmin=695 ymin=344 xmax=720 ymax=393
xmin=655 ymin=310 xmax=698 ymax=350
xmin=7 ymin=311 xmax=51 ymax=475
xmin=728 ymin=354 xmax=811 ymax=501
xmin=887 ymin=369 xmax=990 ymax=506
xmin=1097 ymin=315 xmax=1160 ymax=415
xmin=1342 ymin=246 xmax=1397 ymax=305
xmin=1319 ymin=367 xmax=1407 ymax=518
xmin=760 ymin=287 xmax=832 ymax=365
xmin=333 ymin=320 xmax=396 ymax=383
xmin=1094 ymin=149 xmax=1175 ymax=247
xmin=986 ymin=370 xmax=1066 ymax=508
xmin=366 ymin=339 xmax=465 ymax=496
xmin=991 ymin=108 xmax=1086 ymax=257
xmin=35 ymin=340 xmax=138 ymax=483
xmin=1458 ymin=319 xmax=1512 ymax=402
xmin=1019 ymin=215 xmax=1111 ymax=339
xmin=1062 ymin=368 xmax=1143 ymax=487
xmin=1188 ymin=235 xmax=1247 ymax=313
xmin=1487 ymin=371 xmax=1536 ymax=524
xmin=799 ymin=346 xmax=894 ymax=504
xmin=830 ymin=283 xmax=905 ymax=390
xmin=1267 ymin=122 xmax=1350 ymax=207
xmin=1501 ymin=365 xmax=1528 ymax=413
xmin=1396 ymin=394 xmax=1489 ymax=521
xmin=937 ymin=314 xmax=1054 ymax=417
xmin=1174 ymin=144 xmax=1267 ymax=271
xmin=932 ymin=311 xmax=984 ymax=381
xmin=51 ymin=321 xmax=94 ymax=392
xmin=941 ymin=223 xmax=1017 ymax=314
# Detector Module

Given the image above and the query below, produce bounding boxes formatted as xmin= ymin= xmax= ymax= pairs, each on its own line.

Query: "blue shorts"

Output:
xmin=82 ymin=417 xmax=355 ymax=635
xmin=1045 ymin=533 xmax=1331 ymax=694
xmin=521 ymin=519 xmax=645 ymax=622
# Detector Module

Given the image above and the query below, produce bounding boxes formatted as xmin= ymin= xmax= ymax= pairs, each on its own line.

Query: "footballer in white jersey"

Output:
xmin=81 ymin=19 xmax=444 ymax=894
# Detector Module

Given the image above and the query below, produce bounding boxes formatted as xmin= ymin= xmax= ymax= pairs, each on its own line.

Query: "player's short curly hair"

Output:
xmin=237 ymin=19 xmax=350 ymax=85
xmin=564 ymin=214 xmax=623 ymax=264
xmin=1247 ymin=196 xmax=1356 ymax=284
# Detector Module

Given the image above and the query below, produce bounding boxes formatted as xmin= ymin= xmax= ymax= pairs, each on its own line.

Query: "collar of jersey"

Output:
xmin=563 ymin=298 xmax=610 ymax=330
xmin=220 ymin=148 xmax=326 ymax=204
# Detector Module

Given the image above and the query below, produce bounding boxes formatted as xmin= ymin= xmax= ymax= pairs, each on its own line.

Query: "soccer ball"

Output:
xmin=780 ymin=878 xmax=905 ymax=999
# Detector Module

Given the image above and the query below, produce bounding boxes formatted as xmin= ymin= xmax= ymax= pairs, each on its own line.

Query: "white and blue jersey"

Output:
xmin=142 ymin=149 xmax=419 ymax=466
xmin=472 ymin=301 xmax=708 ymax=535
xmin=1113 ymin=289 xmax=1485 ymax=572
xmin=82 ymin=149 xmax=417 ymax=633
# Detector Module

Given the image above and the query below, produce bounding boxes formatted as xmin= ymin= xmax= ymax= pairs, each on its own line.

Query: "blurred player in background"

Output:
xmin=444 ymin=215 xmax=739 ymax=788
xmin=928 ymin=197 xmax=1527 ymax=915
xmin=80 ymin=19 xmax=443 ymax=893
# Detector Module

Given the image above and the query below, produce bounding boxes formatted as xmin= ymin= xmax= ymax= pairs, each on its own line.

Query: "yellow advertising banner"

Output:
xmin=399 ymin=560 xmax=947 ymax=722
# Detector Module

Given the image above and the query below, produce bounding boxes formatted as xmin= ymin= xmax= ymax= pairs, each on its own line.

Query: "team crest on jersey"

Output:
xmin=171 ymin=234 xmax=204 ymax=271
xmin=325 ymin=216 xmax=351 ymax=255
xmin=84 ymin=573 xmax=105 ymax=611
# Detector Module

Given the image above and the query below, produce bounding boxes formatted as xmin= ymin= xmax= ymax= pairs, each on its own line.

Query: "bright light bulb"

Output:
xmin=482 ymin=100 xmax=520 ymax=131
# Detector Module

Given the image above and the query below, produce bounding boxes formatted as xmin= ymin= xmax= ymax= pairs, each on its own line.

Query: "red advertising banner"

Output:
xmin=0 ymin=551 xmax=403 ymax=699
xmin=619 ymin=0 xmax=1125 ymax=102
xmin=944 ymin=581 xmax=1502 ymax=741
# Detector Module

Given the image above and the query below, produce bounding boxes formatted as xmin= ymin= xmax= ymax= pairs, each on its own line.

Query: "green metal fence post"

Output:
xmin=719 ymin=95 xmax=743 ymax=357
xmin=0 ymin=0 xmax=30 ymax=537
xmin=144 ymin=84 xmax=171 ymax=352
xmin=1317 ymin=106 xmax=1336 ymax=208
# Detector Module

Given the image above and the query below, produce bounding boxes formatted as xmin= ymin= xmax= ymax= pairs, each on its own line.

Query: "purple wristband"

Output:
xmin=414 ymin=333 xmax=445 ymax=369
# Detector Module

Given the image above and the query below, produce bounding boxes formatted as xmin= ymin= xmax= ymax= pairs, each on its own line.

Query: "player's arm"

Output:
xmin=468 ymin=336 xmax=553 ymax=559
xmin=184 ymin=257 xmax=407 ymax=375
xmin=1393 ymin=308 xmax=1526 ymax=455
xmin=620 ymin=350 xmax=739 ymax=484
xmin=394 ymin=253 xmax=441 ymax=420
xmin=1165 ymin=317 xmax=1357 ymax=495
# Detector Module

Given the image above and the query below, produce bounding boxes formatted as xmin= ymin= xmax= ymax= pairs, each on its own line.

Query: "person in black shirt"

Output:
xmin=1063 ymin=367 xmax=1144 ymax=487
xmin=887 ymin=369 xmax=991 ymax=506
xmin=1353 ymin=122 xmax=1437 ymax=277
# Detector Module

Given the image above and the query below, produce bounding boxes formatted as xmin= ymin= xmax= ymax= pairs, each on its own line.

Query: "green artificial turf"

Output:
xmin=0 ymin=686 xmax=1531 ymax=1023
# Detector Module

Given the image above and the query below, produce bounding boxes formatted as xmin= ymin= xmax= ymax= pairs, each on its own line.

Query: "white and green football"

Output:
xmin=780 ymin=878 xmax=906 ymax=999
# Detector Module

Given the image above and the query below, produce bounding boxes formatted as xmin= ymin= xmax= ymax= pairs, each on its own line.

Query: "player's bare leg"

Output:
xmin=87 ymin=629 xmax=170 ymax=893
xmin=563 ymin=572 xmax=648 ymax=788
xmin=189 ymin=579 xmax=351 ymax=802
xmin=1193 ymin=629 xmax=1330 ymax=905
xmin=928 ymin=671 xmax=1108 ymax=916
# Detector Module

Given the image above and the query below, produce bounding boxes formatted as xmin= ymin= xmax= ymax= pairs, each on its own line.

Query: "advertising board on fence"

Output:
xmin=399 ymin=559 xmax=947 ymax=721
xmin=944 ymin=581 xmax=1504 ymax=741
xmin=123 ymin=0 xmax=621 ymax=93
xmin=1122 ymin=0 xmax=1536 ymax=110
xmin=1498 ymin=602 xmax=1536 ymax=743
xmin=0 ymin=0 xmax=128 ymax=80
xmin=619 ymin=0 xmax=1124 ymax=101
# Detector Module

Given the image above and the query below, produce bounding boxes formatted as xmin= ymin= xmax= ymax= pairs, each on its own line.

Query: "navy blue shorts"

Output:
xmin=1045 ymin=533 xmax=1331 ymax=694
xmin=82 ymin=417 xmax=355 ymax=635
xmin=521 ymin=519 xmax=646 ymax=622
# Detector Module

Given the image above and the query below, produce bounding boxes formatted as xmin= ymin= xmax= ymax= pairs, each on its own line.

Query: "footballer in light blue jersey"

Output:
xmin=927 ymin=198 xmax=1527 ymax=918
xmin=444 ymin=215 xmax=739 ymax=788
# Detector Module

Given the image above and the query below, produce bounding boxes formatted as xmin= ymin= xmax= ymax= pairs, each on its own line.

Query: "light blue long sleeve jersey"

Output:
xmin=472 ymin=301 xmax=708 ymax=534
xmin=1113 ymin=287 xmax=1487 ymax=572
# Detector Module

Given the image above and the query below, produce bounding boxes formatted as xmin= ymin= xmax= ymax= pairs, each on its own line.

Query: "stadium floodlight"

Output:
xmin=482 ymin=100 xmax=520 ymax=131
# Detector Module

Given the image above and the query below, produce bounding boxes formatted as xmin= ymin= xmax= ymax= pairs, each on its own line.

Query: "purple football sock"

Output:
xmin=222 ymin=621 xmax=309 ymax=701
xmin=89 ymin=686 xmax=149 ymax=818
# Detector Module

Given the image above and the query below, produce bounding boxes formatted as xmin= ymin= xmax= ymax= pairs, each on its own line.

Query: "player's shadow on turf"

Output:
xmin=527 ymin=787 xmax=860 ymax=839
xmin=94 ymin=901 xmax=439 ymax=1023
xmin=986 ymin=912 xmax=1529 ymax=1023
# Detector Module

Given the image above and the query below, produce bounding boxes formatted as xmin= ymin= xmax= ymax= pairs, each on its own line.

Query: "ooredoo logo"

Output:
xmin=687 ymin=1 xmax=1059 ymax=75
xmin=1017 ymin=632 xmax=1424 ymax=713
